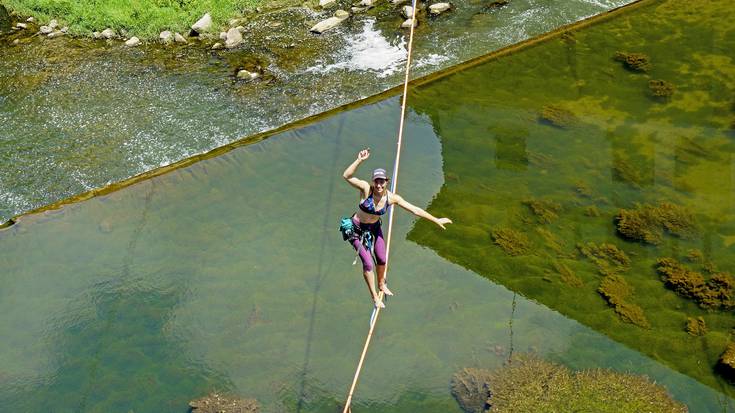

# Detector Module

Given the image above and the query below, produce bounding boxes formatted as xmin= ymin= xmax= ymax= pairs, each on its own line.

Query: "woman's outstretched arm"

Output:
xmin=391 ymin=193 xmax=452 ymax=229
xmin=343 ymin=149 xmax=371 ymax=192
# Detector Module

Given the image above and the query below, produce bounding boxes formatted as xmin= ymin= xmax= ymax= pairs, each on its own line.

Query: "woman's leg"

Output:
xmin=351 ymin=237 xmax=384 ymax=307
xmin=372 ymin=225 xmax=393 ymax=296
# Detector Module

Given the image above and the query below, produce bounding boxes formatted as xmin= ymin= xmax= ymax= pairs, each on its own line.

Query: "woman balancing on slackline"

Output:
xmin=341 ymin=148 xmax=453 ymax=308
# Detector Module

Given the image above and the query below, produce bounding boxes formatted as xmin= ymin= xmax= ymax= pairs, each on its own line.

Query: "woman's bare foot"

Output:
xmin=379 ymin=283 xmax=394 ymax=296
xmin=373 ymin=297 xmax=386 ymax=308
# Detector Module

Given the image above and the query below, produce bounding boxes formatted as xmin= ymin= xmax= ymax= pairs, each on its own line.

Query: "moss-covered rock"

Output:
xmin=450 ymin=367 xmax=492 ymax=413
xmin=685 ymin=316 xmax=707 ymax=336
xmin=456 ymin=355 xmax=687 ymax=413
xmin=614 ymin=51 xmax=651 ymax=72
xmin=656 ymin=258 xmax=735 ymax=310
xmin=615 ymin=202 xmax=697 ymax=244
xmin=539 ymin=105 xmax=577 ymax=128
xmin=491 ymin=228 xmax=530 ymax=256
xmin=522 ymin=198 xmax=561 ymax=223
xmin=649 ymin=79 xmax=675 ymax=98
xmin=189 ymin=392 xmax=259 ymax=413
xmin=598 ymin=274 xmax=650 ymax=328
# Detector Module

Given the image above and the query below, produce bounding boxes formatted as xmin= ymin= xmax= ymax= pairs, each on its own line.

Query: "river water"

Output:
xmin=0 ymin=0 xmax=631 ymax=222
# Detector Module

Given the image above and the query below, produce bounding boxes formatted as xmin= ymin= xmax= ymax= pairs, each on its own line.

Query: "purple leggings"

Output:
xmin=351 ymin=216 xmax=386 ymax=272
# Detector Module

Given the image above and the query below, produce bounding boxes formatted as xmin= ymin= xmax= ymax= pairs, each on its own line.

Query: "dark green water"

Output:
xmin=0 ymin=104 xmax=732 ymax=412
xmin=408 ymin=0 xmax=735 ymax=399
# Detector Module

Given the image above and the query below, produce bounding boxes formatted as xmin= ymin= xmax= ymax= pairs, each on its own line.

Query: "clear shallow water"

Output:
xmin=407 ymin=0 xmax=735 ymax=399
xmin=1 ymin=97 xmax=732 ymax=412
xmin=0 ymin=0 xmax=633 ymax=222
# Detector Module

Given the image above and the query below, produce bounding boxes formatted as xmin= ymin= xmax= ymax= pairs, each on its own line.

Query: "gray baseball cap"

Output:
xmin=372 ymin=168 xmax=389 ymax=181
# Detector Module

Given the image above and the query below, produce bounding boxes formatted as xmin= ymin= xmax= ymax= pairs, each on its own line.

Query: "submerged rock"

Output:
xmin=189 ymin=392 xmax=259 ymax=413
xmin=225 ymin=27 xmax=243 ymax=48
xmin=191 ymin=13 xmax=213 ymax=34
xmin=649 ymin=79 xmax=675 ymax=98
xmin=174 ymin=32 xmax=187 ymax=43
xmin=429 ymin=2 xmax=452 ymax=15
xmin=401 ymin=18 xmax=418 ymax=28
xmin=237 ymin=69 xmax=260 ymax=80
xmin=39 ymin=25 xmax=53 ymax=34
xmin=47 ymin=31 xmax=64 ymax=38
xmin=212 ymin=42 xmax=223 ymax=50
xmin=125 ymin=36 xmax=141 ymax=47
xmin=473 ymin=354 xmax=688 ymax=413
xmin=309 ymin=10 xmax=349 ymax=34
xmin=16 ymin=22 xmax=27 ymax=29
xmin=451 ymin=368 xmax=492 ymax=413
xmin=319 ymin=0 xmax=337 ymax=7
xmin=614 ymin=51 xmax=651 ymax=72
xmin=402 ymin=5 xmax=415 ymax=18
xmin=539 ymin=105 xmax=576 ymax=128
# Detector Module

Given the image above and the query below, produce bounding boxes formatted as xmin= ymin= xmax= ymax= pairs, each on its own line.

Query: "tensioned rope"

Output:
xmin=341 ymin=1 xmax=420 ymax=411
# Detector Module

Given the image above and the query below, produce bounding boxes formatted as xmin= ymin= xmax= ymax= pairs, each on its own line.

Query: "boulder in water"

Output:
xmin=125 ymin=36 xmax=141 ymax=47
xmin=429 ymin=2 xmax=452 ymax=15
xmin=237 ymin=69 xmax=260 ymax=80
xmin=309 ymin=10 xmax=349 ymax=34
xmin=451 ymin=368 xmax=492 ymax=413
xmin=47 ymin=31 xmax=65 ymax=38
xmin=191 ymin=13 xmax=213 ymax=34
xmin=174 ymin=32 xmax=187 ymax=43
xmin=401 ymin=18 xmax=418 ymax=28
xmin=402 ymin=5 xmax=415 ymax=18
xmin=225 ymin=27 xmax=243 ymax=48
xmin=320 ymin=0 xmax=337 ymax=7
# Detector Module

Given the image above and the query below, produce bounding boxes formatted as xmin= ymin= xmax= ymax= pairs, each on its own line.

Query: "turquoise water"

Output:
xmin=0 ymin=0 xmax=632 ymax=222
xmin=0 ymin=98 xmax=731 ymax=412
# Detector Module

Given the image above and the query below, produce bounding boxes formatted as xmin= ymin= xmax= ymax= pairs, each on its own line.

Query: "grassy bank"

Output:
xmin=1 ymin=0 xmax=300 ymax=38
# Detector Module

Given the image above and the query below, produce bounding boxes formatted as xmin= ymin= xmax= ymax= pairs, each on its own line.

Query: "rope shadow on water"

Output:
xmin=295 ymin=115 xmax=348 ymax=413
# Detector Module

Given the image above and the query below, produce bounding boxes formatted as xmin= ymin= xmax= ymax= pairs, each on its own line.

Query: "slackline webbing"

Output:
xmin=341 ymin=1 xmax=420 ymax=411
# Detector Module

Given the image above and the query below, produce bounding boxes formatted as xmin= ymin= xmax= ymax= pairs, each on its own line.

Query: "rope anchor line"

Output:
xmin=341 ymin=0 xmax=420 ymax=411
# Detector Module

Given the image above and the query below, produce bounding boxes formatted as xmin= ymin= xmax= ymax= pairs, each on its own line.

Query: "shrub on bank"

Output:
xmin=2 ymin=0 xmax=276 ymax=38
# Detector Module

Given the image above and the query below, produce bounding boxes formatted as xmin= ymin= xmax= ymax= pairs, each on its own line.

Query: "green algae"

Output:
xmin=452 ymin=355 xmax=687 ymax=413
xmin=598 ymin=274 xmax=650 ymax=329
xmin=522 ymin=198 xmax=561 ymax=223
xmin=656 ymin=257 xmax=735 ymax=311
xmin=491 ymin=227 xmax=530 ymax=256
xmin=406 ymin=0 xmax=735 ymax=397
xmin=539 ymin=105 xmax=577 ymax=128
xmin=685 ymin=316 xmax=707 ymax=336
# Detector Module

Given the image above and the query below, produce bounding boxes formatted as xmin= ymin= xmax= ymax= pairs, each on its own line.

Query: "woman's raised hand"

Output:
xmin=436 ymin=217 xmax=453 ymax=229
xmin=357 ymin=148 xmax=370 ymax=161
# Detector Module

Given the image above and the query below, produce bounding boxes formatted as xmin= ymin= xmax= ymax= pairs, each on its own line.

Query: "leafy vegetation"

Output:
xmin=2 ymin=0 xmax=290 ymax=38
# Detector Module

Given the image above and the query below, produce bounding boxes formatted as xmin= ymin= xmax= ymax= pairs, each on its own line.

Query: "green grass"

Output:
xmin=2 ymin=0 xmax=291 ymax=38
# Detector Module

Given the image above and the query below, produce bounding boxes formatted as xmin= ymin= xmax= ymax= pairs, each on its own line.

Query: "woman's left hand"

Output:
xmin=436 ymin=217 xmax=453 ymax=229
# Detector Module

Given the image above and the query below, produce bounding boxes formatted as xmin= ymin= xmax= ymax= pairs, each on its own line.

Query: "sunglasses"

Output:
xmin=373 ymin=178 xmax=388 ymax=185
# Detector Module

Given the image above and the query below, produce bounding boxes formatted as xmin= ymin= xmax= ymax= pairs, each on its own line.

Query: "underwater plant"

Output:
xmin=577 ymin=242 xmax=630 ymax=275
xmin=584 ymin=205 xmax=601 ymax=217
xmin=452 ymin=355 xmax=687 ymax=413
xmin=539 ymin=105 xmax=577 ymax=128
xmin=656 ymin=258 xmax=735 ymax=310
xmin=574 ymin=181 xmax=593 ymax=198
xmin=649 ymin=79 xmax=675 ymax=98
xmin=615 ymin=202 xmax=697 ymax=244
xmin=491 ymin=228 xmax=530 ymax=256
xmin=522 ymin=198 xmax=561 ymax=223
xmin=189 ymin=392 xmax=259 ymax=413
xmin=685 ymin=317 xmax=707 ymax=336
xmin=612 ymin=154 xmax=649 ymax=188
xmin=597 ymin=274 xmax=650 ymax=328
xmin=614 ymin=51 xmax=652 ymax=72
xmin=552 ymin=259 xmax=583 ymax=287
